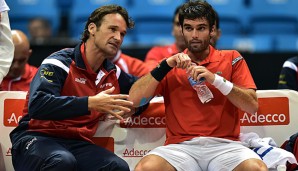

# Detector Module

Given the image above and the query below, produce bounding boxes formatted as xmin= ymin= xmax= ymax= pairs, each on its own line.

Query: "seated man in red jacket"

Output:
xmin=1 ymin=29 xmax=37 ymax=91
xmin=108 ymin=50 xmax=149 ymax=77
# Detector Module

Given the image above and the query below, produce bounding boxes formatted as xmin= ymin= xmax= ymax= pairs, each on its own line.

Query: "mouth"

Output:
xmin=190 ymin=41 xmax=202 ymax=44
xmin=190 ymin=42 xmax=202 ymax=47
xmin=108 ymin=42 xmax=119 ymax=49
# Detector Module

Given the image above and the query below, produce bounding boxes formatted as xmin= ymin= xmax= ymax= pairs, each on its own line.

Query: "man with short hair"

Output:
xmin=10 ymin=5 xmax=144 ymax=171
xmin=130 ymin=1 xmax=267 ymax=171
xmin=28 ymin=17 xmax=52 ymax=43
xmin=1 ymin=30 xmax=38 ymax=91
xmin=144 ymin=4 xmax=221 ymax=70
xmin=144 ymin=5 xmax=187 ymax=70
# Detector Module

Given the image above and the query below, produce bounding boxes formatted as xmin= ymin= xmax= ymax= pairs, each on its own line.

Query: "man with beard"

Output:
xmin=129 ymin=1 xmax=267 ymax=171
xmin=144 ymin=4 xmax=221 ymax=71
xmin=144 ymin=5 xmax=187 ymax=70
xmin=10 ymin=5 xmax=146 ymax=171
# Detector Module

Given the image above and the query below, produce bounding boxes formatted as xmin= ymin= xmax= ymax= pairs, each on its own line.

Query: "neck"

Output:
xmin=85 ymin=40 xmax=105 ymax=72
xmin=188 ymin=46 xmax=210 ymax=63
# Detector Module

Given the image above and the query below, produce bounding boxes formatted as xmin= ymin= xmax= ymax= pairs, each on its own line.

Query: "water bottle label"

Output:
xmin=188 ymin=77 xmax=197 ymax=86
xmin=188 ymin=77 xmax=205 ymax=86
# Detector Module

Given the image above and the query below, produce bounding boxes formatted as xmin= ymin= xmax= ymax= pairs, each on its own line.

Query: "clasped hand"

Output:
xmin=166 ymin=53 xmax=215 ymax=83
xmin=88 ymin=87 xmax=134 ymax=120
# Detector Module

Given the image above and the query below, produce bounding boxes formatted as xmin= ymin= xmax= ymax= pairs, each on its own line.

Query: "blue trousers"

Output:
xmin=11 ymin=134 xmax=129 ymax=171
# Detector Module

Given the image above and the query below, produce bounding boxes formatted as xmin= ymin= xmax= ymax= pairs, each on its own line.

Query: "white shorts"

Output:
xmin=148 ymin=137 xmax=262 ymax=171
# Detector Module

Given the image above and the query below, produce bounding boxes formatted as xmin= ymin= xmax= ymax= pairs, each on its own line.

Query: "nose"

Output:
xmin=114 ymin=32 xmax=121 ymax=41
xmin=191 ymin=30 xmax=199 ymax=38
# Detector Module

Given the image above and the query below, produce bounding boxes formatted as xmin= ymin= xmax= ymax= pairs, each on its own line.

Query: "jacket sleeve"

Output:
xmin=278 ymin=66 xmax=298 ymax=90
xmin=28 ymin=56 xmax=89 ymax=120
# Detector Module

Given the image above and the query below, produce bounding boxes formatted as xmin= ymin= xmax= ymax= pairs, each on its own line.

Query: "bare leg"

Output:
xmin=134 ymin=154 xmax=176 ymax=171
xmin=233 ymin=158 xmax=268 ymax=171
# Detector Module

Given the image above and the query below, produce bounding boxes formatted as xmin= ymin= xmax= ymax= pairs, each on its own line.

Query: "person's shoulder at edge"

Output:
xmin=147 ymin=43 xmax=177 ymax=53
xmin=120 ymin=52 xmax=143 ymax=62
xmin=285 ymin=56 xmax=298 ymax=64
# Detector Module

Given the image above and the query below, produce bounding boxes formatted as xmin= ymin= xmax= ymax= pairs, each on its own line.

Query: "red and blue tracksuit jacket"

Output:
xmin=278 ymin=56 xmax=298 ymax=91
xmin=10 ymin=43 xmax=145 ymax=144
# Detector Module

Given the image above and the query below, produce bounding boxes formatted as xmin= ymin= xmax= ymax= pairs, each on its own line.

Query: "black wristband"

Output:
xmin=150 ymin=59 xmax=173 ymax=82
xmin=132 ymin=102 xmax=149 ymax=116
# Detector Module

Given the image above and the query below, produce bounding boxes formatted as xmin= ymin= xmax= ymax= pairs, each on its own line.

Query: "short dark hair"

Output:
xmin=81 ymin=4 xmax=134 ymax=42
xmin=178 ymin=1 xmax=216 ymax=32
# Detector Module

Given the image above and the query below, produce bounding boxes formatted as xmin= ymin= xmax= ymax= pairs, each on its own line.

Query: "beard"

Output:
xmin=187 ymin=39 xmax=209 ymax=53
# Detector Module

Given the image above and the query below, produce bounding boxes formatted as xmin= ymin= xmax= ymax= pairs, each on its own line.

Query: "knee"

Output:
xmin=134 ymin=155 xmax=174 ymax=171
xmin=246 ymin=163 xmax=268 ymax=171
xmin=252 ymin=160 xmax=268 ymax=171
xmin=42 ymin=151 xmax=77 ymax=171
xmin=248 ymin=159 xmax=268 ymax=171
xmin=234 ymin=159 xmax=268 ymax=171
xmin=134 ymin=160 xmax=153 ymax=171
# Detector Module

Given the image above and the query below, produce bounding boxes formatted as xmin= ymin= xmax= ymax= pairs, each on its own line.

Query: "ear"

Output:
xmin=210 ymin=25 xmax=215 ymax=37
xmin=28 ymin=49 xmax=32 ymax=57
xmin=217 ymin=28 xmax=222 ymax=39
xmin=88 ymin=22 xmax=97 ymax=36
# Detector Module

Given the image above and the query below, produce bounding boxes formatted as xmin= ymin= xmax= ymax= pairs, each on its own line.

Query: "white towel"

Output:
xmin=253 ymin=146 xmax=297 ymax=168
xmin=240 ymin=132 xmax=277 ymax=148
xmin=240 ymin=132 xmax=297 ymax=169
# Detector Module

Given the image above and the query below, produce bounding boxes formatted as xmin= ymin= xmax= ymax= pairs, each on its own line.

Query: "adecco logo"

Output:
xmin=120 ymin=103 xmax=166 ymax=128
xmin=239 ymin=97 xmax=289 ymax=126
xmin=4 ymin=99 xmax=26 ymax=127
xmin=122 ymin=148 xmax=151 ymax=158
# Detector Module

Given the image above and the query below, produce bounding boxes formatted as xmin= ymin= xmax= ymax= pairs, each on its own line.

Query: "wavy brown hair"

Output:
xmin=81 ymin=4 xmax=134 ymax=42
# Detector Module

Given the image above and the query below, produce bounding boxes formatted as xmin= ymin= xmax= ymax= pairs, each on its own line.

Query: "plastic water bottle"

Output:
xmin=188 ymin=76 xmax=213 ymax=104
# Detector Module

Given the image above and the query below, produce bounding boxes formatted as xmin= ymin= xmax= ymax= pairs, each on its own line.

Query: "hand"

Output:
xmin=107 ymin=106 xmax=136 ymax=120
xmin=186 ymin=64 xmax=215 ymax=84
xmin=166 ymin=53 xmax=191 ymax=69
xmin=88 ymin=87 xmax=134 ymax=120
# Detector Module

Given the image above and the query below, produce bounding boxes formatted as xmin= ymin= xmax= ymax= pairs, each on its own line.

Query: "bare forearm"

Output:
xmin=129 ymin=54 xmax=191 ymax=107
xmin=128 ymin=73 xmax=159 ymax=107
xmin=226 ymin=86 xmax=258 ymax=114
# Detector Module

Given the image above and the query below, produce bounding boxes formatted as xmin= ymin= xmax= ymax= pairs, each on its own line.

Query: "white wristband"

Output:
xmin=212 ymin=74 xmax=233 ymax=95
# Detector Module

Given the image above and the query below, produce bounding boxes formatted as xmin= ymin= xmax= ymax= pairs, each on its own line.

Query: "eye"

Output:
xmin=198 ymin=26 xmax=206 ymax=31
xmin=110 ymin=27 xmax=116 ymax=32
xmin=185 ymin=26 xmax=193 ymax=31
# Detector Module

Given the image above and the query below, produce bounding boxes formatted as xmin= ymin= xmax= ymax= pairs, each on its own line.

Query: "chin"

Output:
xmin=106 ymin=51 xmax=117 ymax=58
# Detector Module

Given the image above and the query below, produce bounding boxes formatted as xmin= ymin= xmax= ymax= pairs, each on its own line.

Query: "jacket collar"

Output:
xmin=73 ymin=42 xmax=117 ymax=73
